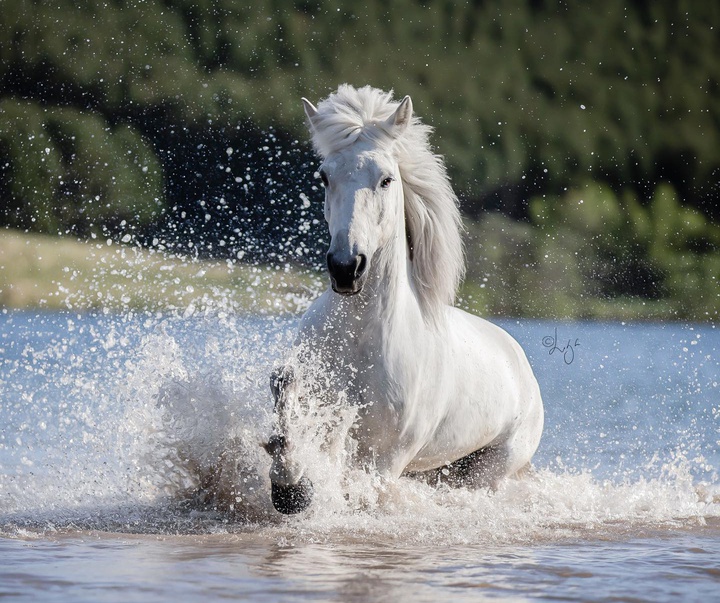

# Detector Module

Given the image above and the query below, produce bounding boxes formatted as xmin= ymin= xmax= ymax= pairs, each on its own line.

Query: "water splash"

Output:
xmin=1 ymin=313 xmax=718 ymax=544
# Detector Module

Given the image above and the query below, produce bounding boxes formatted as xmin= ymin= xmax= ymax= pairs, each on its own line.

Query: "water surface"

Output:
xmin=1 ymin=311 xmax=718 ymax=601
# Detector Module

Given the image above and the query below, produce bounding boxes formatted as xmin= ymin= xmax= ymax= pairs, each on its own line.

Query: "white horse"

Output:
xmin=264 ymin=85 xmax=543 ymax=514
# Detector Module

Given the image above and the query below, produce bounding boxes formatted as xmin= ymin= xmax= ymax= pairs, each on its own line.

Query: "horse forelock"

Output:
xmin=307 ymin=84 xmax=465 ymax=326
xmin=308 ymin=85 xmax=398 ymax=156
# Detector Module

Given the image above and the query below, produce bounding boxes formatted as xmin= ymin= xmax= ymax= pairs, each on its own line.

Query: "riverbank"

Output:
xmin=1 ymin=227 xmax=716 ymax=322
xmin=0 ymin=229 xmax=321 ymax=315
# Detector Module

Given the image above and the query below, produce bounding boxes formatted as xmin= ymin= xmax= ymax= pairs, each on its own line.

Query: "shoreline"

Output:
xmin=1 ymin=228 xmax=715 ymax=323
xmin=0 ymin=229 xmax=321 ymax=315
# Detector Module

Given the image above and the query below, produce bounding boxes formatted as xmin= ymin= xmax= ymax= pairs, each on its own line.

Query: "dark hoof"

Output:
xmin=271 ymin=477 xmax=313 ymax=514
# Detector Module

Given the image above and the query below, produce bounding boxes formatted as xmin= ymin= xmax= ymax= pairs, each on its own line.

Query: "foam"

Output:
xmin=1 ymin=313 xmax=718 ymax=545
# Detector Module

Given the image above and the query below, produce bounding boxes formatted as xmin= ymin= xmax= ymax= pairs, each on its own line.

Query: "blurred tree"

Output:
xmin=0 ymin=99 xmax=163 ymax=236
xmin=1 ymin=0 xmax=719 ymax=292
xmin=527 ymin=181 xmax=720 ymax=318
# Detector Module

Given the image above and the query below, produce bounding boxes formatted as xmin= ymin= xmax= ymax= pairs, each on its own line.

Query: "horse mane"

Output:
xmin=306 ymin=84 xmax=465 ymax=324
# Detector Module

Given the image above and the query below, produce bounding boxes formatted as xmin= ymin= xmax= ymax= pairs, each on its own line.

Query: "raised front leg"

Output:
xmin=262 ymin=365 xmax=313 ymax=514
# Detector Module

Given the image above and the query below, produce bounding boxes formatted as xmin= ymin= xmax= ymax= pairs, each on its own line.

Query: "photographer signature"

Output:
xmin=542 ymin=327 xmax=579 ymax=365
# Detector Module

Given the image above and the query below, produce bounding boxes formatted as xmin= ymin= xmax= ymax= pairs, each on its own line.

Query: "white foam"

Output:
xmin=1 ymin=314 xmax=718 ymax=545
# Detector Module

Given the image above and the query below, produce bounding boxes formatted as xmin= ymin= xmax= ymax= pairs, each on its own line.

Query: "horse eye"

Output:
xmin=318 ymin=170 xmax=329 ymax=187
xmin=380 ymin=177 xmax=394 ymax=189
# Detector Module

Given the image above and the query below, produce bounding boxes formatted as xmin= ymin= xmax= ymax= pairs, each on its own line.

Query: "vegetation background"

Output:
xmin=1 ymin=0 xmax=719 ymax=319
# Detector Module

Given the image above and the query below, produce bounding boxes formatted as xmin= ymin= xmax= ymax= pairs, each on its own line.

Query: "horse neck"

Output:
xmin=356 ymin=210 xmax=427 ymax=336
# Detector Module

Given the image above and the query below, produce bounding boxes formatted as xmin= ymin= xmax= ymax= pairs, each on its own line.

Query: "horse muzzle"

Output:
xmin=271 ymin=476 xmax=314 ymax=514
xmin=327 ymin=252 xmax=367 ymax=295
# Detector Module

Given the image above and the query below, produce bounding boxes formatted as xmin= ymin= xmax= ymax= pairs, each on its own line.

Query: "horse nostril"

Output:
xmin=327 ymin=254 xmax=367 ymax=278
xmin=355 ymin=254 xmax=367 ymax=278
xmin=327 ymin=253 xmax=366 ymax=275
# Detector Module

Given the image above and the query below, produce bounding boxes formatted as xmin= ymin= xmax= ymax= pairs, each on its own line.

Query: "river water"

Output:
xmin=1 ymin=311 xmax=718 ymax=601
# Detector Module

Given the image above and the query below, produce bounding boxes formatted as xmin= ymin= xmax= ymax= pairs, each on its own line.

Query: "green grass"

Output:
xmin=2 ymin=227 xmax=715 ymax=321
xmin=0 ymin=229 xmax=323 ymax=314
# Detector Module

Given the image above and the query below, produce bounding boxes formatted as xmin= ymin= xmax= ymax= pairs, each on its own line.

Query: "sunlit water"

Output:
xmin=1 ymin=310 xmax=718 ymax=602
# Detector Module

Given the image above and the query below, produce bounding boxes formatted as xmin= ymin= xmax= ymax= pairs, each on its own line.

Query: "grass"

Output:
xmin=2 ymin=227 xmax=713 ymax=321
xmin=0 ymin=229 xmax=323 ymax=315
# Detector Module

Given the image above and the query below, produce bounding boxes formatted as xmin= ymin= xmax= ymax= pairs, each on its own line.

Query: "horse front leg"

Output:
xmin=262 ymin=365 xmax=314 ymax=514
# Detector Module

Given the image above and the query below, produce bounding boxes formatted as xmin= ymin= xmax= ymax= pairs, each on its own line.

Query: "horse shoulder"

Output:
xmin=446 ymin=308 xmax=517 ymax=363
xmin=444 ymin=307 xmax=539 ymax=407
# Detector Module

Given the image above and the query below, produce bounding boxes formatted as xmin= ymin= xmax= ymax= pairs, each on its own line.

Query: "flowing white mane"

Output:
xmin=306 ymin=84 xmax=465 ymax=322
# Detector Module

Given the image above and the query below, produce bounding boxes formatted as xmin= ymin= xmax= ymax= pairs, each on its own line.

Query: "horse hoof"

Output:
xmin=271 ymin=477 xmax=314 ymax=514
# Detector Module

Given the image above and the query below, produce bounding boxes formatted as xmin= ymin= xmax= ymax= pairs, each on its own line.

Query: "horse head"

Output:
xmin=302 ymin=94 xmax=413 ymax=296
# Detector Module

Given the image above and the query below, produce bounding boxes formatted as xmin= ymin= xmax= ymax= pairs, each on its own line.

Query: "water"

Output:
xmin=1 ymin=310 xmax=718 ymax=601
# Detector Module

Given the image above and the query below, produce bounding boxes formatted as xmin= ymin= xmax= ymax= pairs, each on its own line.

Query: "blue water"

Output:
xmin=1 ymin=310 xmax=718 ymax=601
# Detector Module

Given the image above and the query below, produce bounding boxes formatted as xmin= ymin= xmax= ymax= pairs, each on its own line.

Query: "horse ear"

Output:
xmin=385 ymin=95 xmax=413 ymax=135
xmin=302 ymin=97 xmax=319 ymax=129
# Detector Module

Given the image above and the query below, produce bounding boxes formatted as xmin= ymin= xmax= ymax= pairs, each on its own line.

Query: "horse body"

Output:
xmin=298 ymin=285 xmax=542 ymax=480
xmin=265 ymin=85 xmax=543 ymax=513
